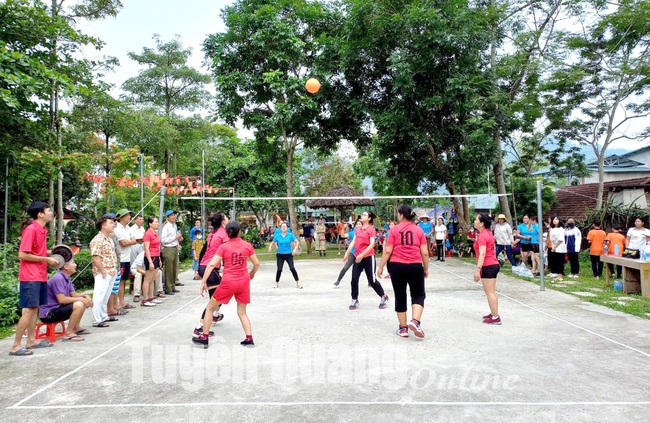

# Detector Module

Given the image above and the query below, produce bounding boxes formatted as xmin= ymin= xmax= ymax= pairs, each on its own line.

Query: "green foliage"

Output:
xmin=0 ymin=271 xmax=20 ymax=327
xmin=580 ymin=203 xmax=649 ymax=232
xmin=71 ymin=250 xmax=95 ymax=291
xmin=242 ymin=228 xmax=266 ymax=249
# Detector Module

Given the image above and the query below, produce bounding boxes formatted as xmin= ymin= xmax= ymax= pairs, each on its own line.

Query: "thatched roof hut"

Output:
xmin=307 ymin=185 xmax=375 ymax=218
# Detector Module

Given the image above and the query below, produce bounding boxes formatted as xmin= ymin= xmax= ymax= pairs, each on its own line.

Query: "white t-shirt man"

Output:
xmin=129 ymin=222 xmax=145 ymax=262
xmin=113 ymin=222 xmax=134 ymax=263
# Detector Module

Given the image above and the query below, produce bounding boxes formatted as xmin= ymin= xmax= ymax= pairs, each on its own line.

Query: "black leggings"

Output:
xmin=389 ymin=262 xmax=425 ymax=313
xmin=200 ymin=286 xmax=217 ymax=319
xmin=351 ymin=255 xmax=385 ymax=300
xmin=436 ymin=240 xmax=444 ymax=260
xmin=336 ymin=254 xmax=355 ymax=284
xmin=276 ymin=253 xmax=299 ymax=282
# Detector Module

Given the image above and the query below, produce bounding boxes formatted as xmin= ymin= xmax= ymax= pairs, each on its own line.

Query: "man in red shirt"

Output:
xmin=10 ymin=202 xmax=60 ymax=356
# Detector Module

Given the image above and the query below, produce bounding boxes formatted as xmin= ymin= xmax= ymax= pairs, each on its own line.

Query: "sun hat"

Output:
xmin=497 ymin=214 xmax=506 ymax=220
xmin=116 ymin=208 xmax=132 ymax=219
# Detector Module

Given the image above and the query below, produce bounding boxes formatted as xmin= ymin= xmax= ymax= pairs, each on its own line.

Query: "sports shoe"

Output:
xmin=192 ymin=334 xmax=209 ymax=348
xmin=483 ymin=315 xmax=502 ymax=325
xmin=152 ymin=298 xmax=163 ymax=304
xmin=274 ymin=282 xmax=279 ymax=288
xmin=482 ymin=313 xmax=493 ymax=320
xmin=396 ymin=327 xmax=409 ymax=338
xmin=379 ymin=294 xmax=389 ymax=309
xmin=141 ymin=300 xmax=156 ymax=307
xmin=349 ymin=299 xmax=359 ymax=310
xmin=193 ymin=328 xmax=214 ymax=337
xmin=240 ymin=338 xmax=255 ymax=347
xmin=296 ymin=281 xmax=303 ymax=289
xmin=212 ymin=313 xmax=224 ymax=324
xmin=333 ymin=281 xmax=340 ymax=287
xmin=408 ymin=319 xmax=425 ymax=338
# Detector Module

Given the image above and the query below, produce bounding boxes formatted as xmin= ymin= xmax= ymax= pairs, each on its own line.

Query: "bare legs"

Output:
xmin=481 ymin=278 xmax=499 ymax=316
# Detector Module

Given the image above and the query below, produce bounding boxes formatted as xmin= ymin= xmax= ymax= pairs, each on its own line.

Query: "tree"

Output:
xmin=204 ymin=0 xmax=353 ymax=235
xmin=122 ymin=35 xmax=212 ymax=174
xmin=338 ymin=0 xmax=496 ymax=229
xmin=546 ymin=0 xmax=650 ymax=209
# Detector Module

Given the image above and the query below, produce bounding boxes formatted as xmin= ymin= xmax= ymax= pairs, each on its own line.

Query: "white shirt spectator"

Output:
xmin=160 ymin=221 xmax=179 ymax=248
xmin=550 ymin=227 xmax=567 ymax=253
xmin=627 ymin=227 xmax=650 ymax=250
xmin=130 ymin=251 xmax=145 ymax=275
xmin=113 ymin=222 xmax=134 ymax=263
xmin=129 ymin=223 xmax=145 ymax=261
xmin=434 ymin=224 xmax=447 ymax=240
xmin=494 ymin=222 xmax=514 ymax=246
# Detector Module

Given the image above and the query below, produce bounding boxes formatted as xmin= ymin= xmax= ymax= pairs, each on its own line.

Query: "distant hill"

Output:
xmin=580 ymin=146 xmax=631 ymax=162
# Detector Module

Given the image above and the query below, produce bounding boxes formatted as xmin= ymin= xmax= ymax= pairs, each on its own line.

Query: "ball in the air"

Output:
xmin=305 ymin=78 xmax=321 ymax=94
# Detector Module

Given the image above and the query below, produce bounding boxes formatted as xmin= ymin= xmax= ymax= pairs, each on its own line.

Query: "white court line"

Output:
xmin=8 ymin=295 xmax=204 ymax=410
xmin=434 ymin=263 xmax=650 ymax=359
xmin=11 ymin=401 xmax=650 ymax=410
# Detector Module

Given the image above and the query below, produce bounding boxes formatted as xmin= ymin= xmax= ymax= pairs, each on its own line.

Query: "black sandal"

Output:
xmin=92 ymin=322 xmax=109 ymax=328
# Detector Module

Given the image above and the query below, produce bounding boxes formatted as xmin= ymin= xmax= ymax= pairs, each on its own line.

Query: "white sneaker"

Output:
xmin=141 ymin=300 xmax=156 ymax=307
xmin=152 ymin=298 xmax=163 ymax=304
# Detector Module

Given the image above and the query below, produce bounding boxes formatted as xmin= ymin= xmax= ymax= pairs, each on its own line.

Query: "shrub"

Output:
xmin=242 ymin=229 xmax=266 ymax=249
xmin=0 ymin=270 xmax=20 ymax=327
xmin=71 ymin=250 xmax=95 ymax=291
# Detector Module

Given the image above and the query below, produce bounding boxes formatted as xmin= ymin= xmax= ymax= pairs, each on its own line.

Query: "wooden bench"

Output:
xmin=600 ymin=255 xmax=650 ymax=297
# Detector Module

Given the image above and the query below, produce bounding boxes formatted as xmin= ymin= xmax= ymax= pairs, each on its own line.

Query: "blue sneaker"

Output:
xmin=379 ymin=295 xmax=389 ymax=309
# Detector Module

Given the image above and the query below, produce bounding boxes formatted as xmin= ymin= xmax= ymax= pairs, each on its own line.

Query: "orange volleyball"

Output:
xmin=305 ymin=78 xmax=321 ymax=94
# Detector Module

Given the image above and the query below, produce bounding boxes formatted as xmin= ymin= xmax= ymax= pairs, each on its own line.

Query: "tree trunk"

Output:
xmin=448 ymin=181 xmax=466 ymax=230
xmin=461 ymin=185 xmax=470 ymax=231
xmin=284 ymin=130 xmax=299 ymax=236
xmin=596 ymin=153 xmax=605 ymax=210
xmin=48 ymin=178 xmax=55 ymax=240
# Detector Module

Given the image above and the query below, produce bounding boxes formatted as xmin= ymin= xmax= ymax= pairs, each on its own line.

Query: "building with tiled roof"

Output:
xmin=546 ymin=177 xmax=650 ymax=221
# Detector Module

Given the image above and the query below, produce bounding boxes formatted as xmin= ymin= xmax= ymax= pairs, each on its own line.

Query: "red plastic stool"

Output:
xmin=35 ymin=321 xmax=66 ymax=343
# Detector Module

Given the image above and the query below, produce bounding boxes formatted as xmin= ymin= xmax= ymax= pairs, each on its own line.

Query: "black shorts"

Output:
xmin=41 ymin=303 xmax=74 ymax=323
xmin=198 ymin=265 xmax=221 ymax=287
xmin=144 ymin=256 xmax=161 ymax=270
xmin=532 ymin=244 xmax=540 ymax=253
xmin=19 ymin=282 xmax=48 ymax=308
xmin=521 ymin=243 xmax=533 ymax=252
xmin=119 ymin=262 xmax=130 ymax=280
xmin=480 ymin=264 xmax=500 ymax=279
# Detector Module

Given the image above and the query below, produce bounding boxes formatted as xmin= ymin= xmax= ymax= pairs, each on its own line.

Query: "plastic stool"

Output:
xmin=35 ymin=321 xmax=66 ymax=343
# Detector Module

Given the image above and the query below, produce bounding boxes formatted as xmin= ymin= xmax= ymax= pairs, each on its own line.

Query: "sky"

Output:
xmin=77 ymin=0 xmax=232 ymax=94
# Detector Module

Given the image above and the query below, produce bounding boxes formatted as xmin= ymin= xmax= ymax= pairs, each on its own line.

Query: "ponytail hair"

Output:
xmin=364 ymin=210 xmax=376 ymax=224
xmin=226 ymin=221 xmax=241 ymax=238
xmin=397 ymin=204 xmax=416 ymax=221
xmin=210 ymin=211 xmax=226 ymax=229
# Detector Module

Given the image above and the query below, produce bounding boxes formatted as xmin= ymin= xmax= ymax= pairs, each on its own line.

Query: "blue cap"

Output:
xmin=103 ymin=213 xmax=117 ymax=219
xmin=165 ymin=210 xmax=178 ymax=217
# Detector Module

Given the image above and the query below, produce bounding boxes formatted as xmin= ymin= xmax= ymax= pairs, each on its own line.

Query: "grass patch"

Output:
xmin=496 ymin=257 xmax=650 ymax=320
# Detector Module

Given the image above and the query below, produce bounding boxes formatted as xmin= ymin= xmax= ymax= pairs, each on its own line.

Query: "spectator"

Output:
xmin=605 ymin=223 xmax=626 ymax=279
xmin=190 ymin=218 xmax=202 ymax=241
xmin=9 ymin=202 xmax=60 ymax=356
xmin=112 ymin=208 xmax=137 ymax=314
xmin=565 ymin=217 xmax=582 ymax=278
xmin=587 ymin=220 xmax=607 ymax=279
xmin=302 ymin=220 xmax=314 ymax=254
xmin=129 ymin=214 xmax=146 ymax=302
xmin=549 ymin=215 xmax=566 ymax=281
xmin=161 ymin=210 xmax=183 ymax=293
xmin=494 ymin=214 xmax=517 ymax=266
xmin=39 ymin=258 xmax=93 ymax=341
xmin=192 ymin=229 xmax=204 ymax=280
xmin=315 ymin=218 xmax=327 ymax=257
xmin=434 ymin=217 xmax=448 ymax=262
xmin=90 ymin=213 xmax=119 ymax=327
xmin=625 ymin=217 xmax=650 ymax=254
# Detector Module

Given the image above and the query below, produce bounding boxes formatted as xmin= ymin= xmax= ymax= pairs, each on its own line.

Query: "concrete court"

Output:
xmin=1 ymin=256 xmax=649 ymax=423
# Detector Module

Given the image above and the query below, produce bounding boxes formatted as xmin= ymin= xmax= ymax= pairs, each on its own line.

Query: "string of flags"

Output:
xmin=84 ymin=173 xmax=232 ymax=196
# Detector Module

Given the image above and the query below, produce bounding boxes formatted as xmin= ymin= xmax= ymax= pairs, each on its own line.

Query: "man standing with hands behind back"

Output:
xmin=161 ymin=210 xmax=183 ymax=294
xmin=113 ymin=208 xmax=137 ymax=312
xmin=9 ymin=201 xmax=60 ymax=356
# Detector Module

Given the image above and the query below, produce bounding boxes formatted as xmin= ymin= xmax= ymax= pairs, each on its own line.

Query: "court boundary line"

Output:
xmin=7 ymin=262 xmax=650 ymax=411
xmin=7 ymin=295 xmax=204 ymax=410
xmin=434 ymin=262 xmax=650 ymax=359
xmin=11 ymin=400 xmax=650 ymax=410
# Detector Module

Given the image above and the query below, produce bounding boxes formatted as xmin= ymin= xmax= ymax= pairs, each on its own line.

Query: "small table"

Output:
xmin=599 ymin=254 xmax=650 ymax=297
